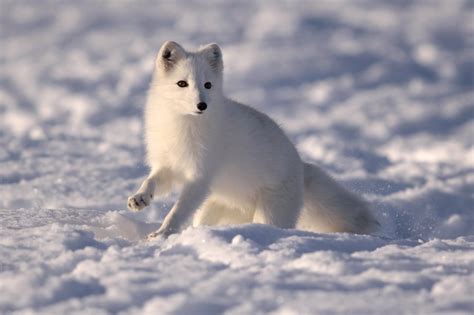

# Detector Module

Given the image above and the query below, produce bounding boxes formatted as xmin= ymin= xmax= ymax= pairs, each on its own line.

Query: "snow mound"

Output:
xmin=1 ymin=209 xmax=473 ymax=314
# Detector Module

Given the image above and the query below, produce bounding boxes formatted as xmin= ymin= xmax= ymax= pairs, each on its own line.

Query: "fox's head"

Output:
xmin=152 ymin=41 xmax=224 ymax=116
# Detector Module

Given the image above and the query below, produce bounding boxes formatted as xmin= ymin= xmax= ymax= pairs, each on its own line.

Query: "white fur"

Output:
xmin=128 ymin=41 xmax=379 ymax=238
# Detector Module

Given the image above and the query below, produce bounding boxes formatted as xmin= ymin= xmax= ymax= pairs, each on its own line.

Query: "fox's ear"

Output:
xmin=199 ymin=43 xmax=223 ymax=73
xmin=157 ymin=41 xmax=186 ymax=72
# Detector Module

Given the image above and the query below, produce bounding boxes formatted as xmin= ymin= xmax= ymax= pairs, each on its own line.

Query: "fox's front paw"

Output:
xmin=146 ymin=230 xmax=163 ymax=241
xmin=147 ymin=226 xmax=174 ymax=240
xmin=127 ymin=192 xmax=153 ymax=212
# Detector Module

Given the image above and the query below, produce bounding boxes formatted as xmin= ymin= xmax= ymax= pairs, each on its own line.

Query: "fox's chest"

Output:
xmin=147 ymin=123 xmax=215 ymax=179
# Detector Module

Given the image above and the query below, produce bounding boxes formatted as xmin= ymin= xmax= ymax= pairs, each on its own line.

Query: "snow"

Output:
xmin=0 ymin=0 xmax=473 ymax=313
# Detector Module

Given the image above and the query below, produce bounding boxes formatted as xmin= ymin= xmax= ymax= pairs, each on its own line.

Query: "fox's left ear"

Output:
xmin=199 ymin=43 xmax=223 ymax=73
xmin=157 ymin=41 xmax=186 ymax=72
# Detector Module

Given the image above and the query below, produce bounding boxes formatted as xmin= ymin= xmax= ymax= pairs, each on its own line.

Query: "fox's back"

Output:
xmin=210 ymin=99 xmax=302 ymax=202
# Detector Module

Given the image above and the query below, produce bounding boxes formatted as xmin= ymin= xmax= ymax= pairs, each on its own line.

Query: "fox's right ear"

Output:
xmin=199 ymin=43 xmax=223 ymax=73
xmin=156 ymin=41 xmax=186 ymax=72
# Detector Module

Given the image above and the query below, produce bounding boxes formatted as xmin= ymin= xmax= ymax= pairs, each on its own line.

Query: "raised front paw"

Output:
xmin=127 ymin=192 xmax=153 ymax=212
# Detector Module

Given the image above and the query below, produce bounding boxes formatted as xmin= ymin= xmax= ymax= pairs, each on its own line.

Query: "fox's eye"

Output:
xmin=177 ymin=81 xmax=188 ymax=88
xmin=204 ymin=82 xmax=212 ymax=89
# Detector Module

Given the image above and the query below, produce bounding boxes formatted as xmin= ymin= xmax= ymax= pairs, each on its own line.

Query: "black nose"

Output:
xmin=197 ymin=102 xmax=207 ymax=111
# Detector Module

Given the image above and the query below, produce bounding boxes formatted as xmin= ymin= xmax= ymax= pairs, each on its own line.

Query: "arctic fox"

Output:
xmin=128 ymin=41 xmax=379 ymax=238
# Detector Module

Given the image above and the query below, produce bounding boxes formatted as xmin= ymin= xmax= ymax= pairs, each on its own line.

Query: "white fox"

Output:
xmin=128 ymin=41 xmax=379 ymax=238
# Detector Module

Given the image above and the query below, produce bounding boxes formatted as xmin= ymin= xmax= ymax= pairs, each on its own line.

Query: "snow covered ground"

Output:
xmin=1 ymin=0 xmax=473 ymax=313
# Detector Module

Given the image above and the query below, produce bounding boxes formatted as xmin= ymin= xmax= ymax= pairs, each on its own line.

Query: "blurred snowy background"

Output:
xmin=1 ymin=0 xmax=473 ymax=314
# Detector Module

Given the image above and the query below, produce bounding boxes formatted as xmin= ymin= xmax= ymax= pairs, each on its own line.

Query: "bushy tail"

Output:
xmin=297 ymin=162 xmax=379 ymax=234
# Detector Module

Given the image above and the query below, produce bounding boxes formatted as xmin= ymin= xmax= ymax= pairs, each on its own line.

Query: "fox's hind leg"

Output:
xmin=193 ymin=199 xmax=254 ymax=226
xmin=253 ymin=176 xmax=303 ymax=229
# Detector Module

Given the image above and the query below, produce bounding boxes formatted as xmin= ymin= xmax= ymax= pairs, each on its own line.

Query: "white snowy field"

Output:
xmin=1 ymin=0 xmax=473 ymax=314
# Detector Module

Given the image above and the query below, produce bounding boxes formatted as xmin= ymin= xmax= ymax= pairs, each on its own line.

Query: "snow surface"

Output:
xmin=1 ymin=0 xmax=473 ymax=314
